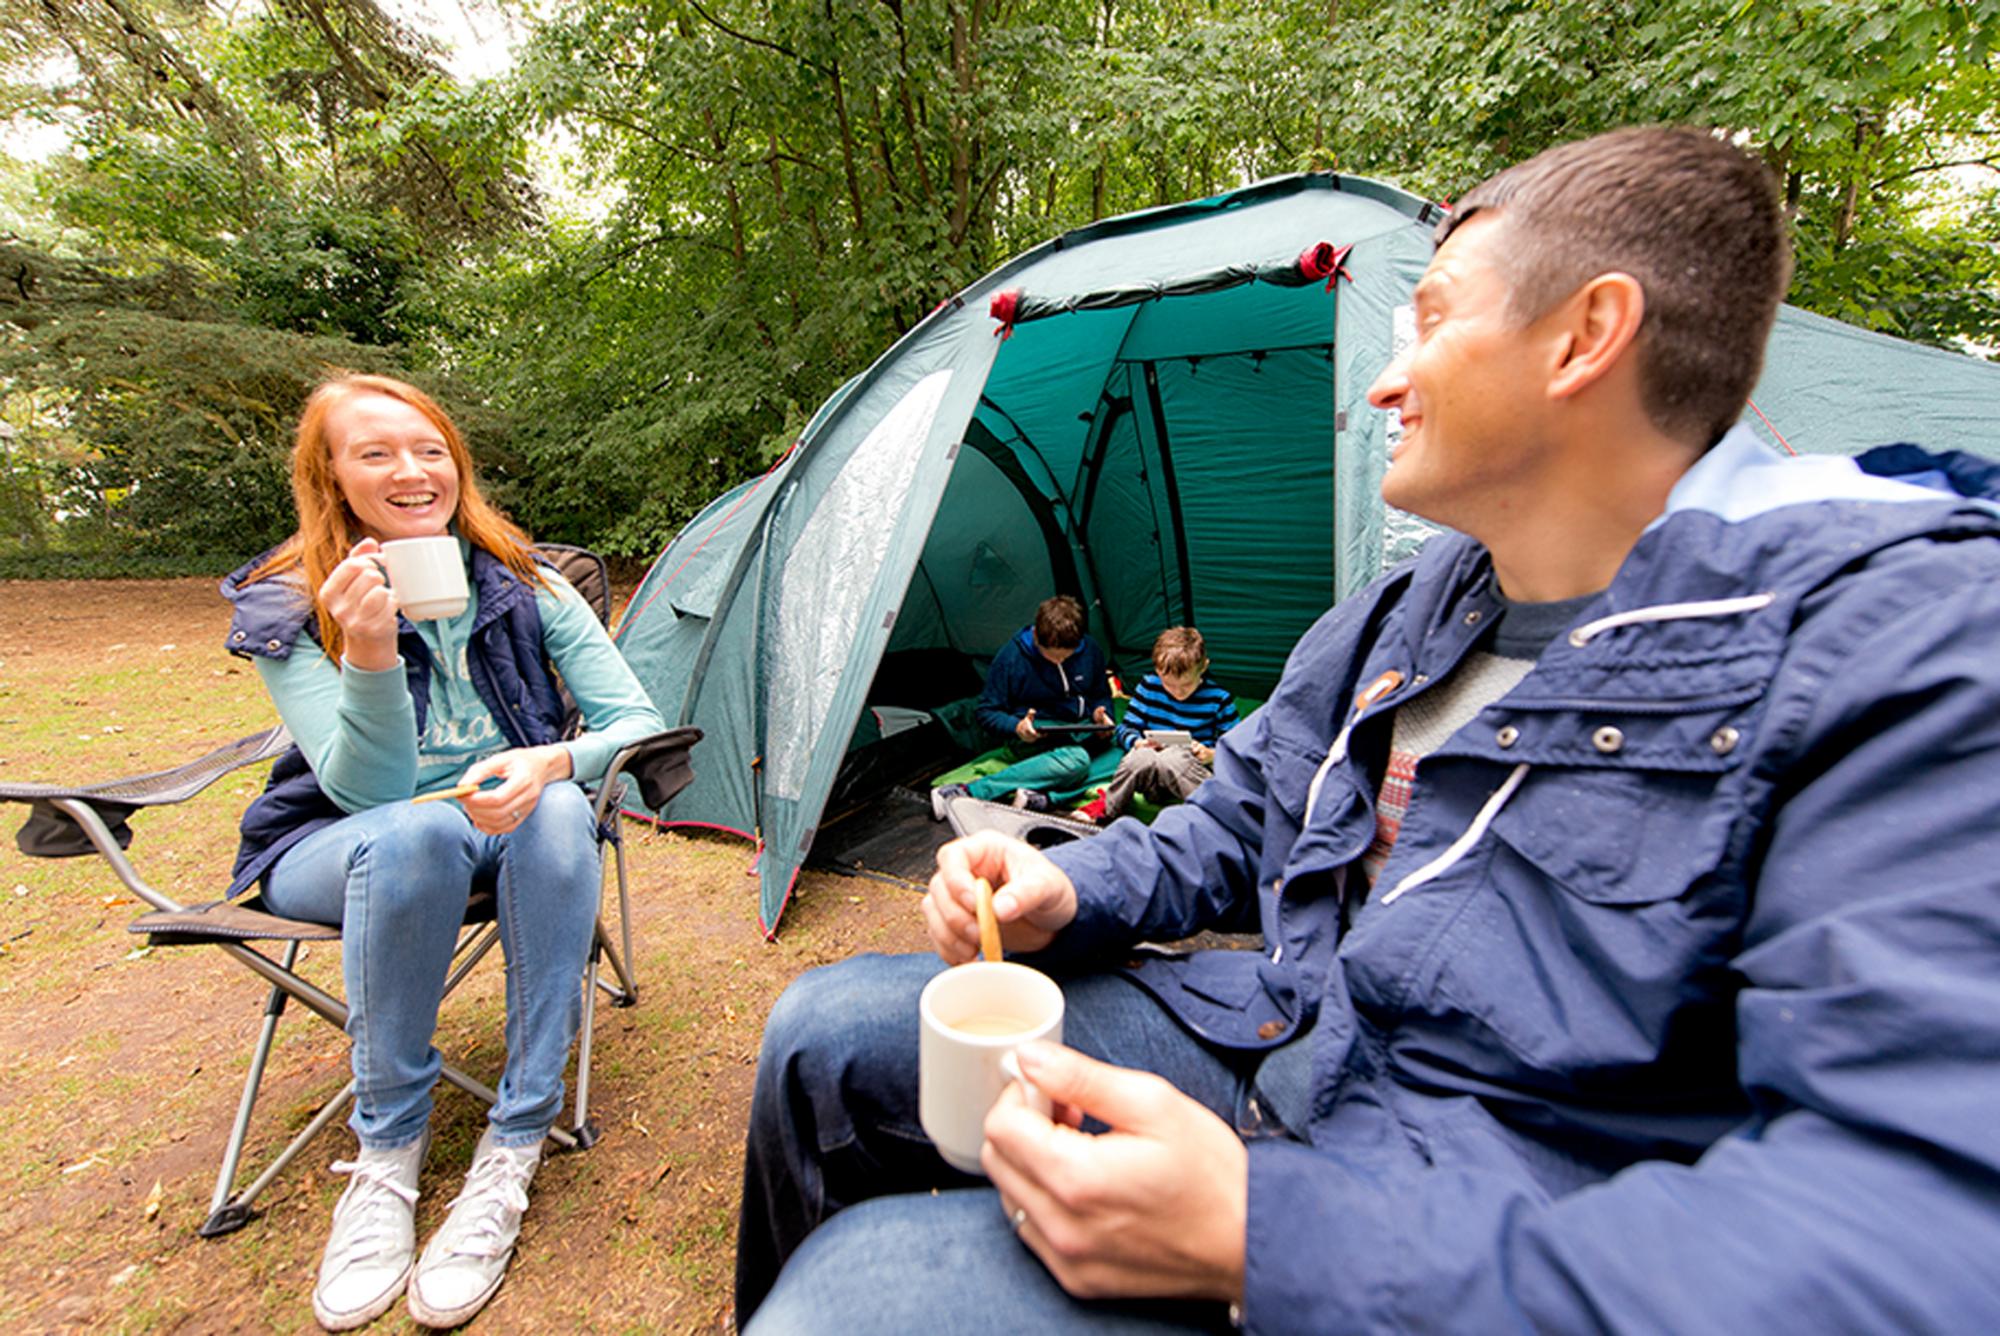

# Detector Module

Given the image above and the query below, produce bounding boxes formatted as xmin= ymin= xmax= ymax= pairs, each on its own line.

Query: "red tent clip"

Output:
xmin=1297 ymin=241 xmax=1356 ymax=292
xmin=990 ymin=288 xmax=1021 ymax=340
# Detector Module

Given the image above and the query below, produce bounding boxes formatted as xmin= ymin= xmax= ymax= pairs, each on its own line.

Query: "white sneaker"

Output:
xmin=312 ymin=1133 xmax=427 ymax=1331
xmin=406 ymin=1129 xmax=541 ymax=1328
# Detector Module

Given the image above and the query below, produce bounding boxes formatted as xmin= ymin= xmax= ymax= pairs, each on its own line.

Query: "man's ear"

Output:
xmin=1546 ymin=272 xmax=1645 ymax=402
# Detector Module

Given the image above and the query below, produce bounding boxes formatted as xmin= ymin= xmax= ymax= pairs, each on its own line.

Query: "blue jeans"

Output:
xmin=261 ymin=781 xmax=601 ymax=1150
xmin=736 ymin=952 xmax=1260 ymax=1332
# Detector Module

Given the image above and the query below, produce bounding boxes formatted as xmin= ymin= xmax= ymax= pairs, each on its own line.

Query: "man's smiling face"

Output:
xmin=1366 ymin=213 xmax=1558 ymax=536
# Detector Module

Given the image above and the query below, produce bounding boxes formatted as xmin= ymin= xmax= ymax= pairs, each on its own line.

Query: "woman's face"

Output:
xmin=327 ymin=393 xmax=461 ymax=543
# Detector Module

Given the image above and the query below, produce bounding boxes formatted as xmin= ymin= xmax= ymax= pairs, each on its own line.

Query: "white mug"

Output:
xmin=378 ymin=536 xmax=470 ymax=621
xmin=918 ymin=961 xmax=1064 ymax=1174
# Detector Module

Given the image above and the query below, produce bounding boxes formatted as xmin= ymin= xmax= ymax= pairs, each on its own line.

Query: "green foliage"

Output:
xmin=0 ymin=262 xmax=394 ymax=566
xmin=225 ymin=204 xmax=427 ymax=346
xmin=2 ymin=0 xmax=1994 ymax=573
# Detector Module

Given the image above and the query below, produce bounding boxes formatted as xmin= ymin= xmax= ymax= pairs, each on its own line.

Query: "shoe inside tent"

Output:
xmin=610 ymin=172 xmax=2000 ymax=936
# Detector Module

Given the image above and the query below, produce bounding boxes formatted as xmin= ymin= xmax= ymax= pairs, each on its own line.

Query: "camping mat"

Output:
xmin=805 ymin=786 xmax=947 ymax=887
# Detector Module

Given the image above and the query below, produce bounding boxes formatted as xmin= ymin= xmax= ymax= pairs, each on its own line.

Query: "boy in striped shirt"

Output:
xmin=1084 ymin=627 xmax=1238 ymax=824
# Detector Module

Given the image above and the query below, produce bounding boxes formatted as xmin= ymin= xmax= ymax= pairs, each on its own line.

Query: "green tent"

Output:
xmin=610 ymin=172 xmax=2000 ymax=935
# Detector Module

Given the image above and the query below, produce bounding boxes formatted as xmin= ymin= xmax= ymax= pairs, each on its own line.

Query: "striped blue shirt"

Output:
xmin=1115 ymin=672 xmax=1238 ymax=750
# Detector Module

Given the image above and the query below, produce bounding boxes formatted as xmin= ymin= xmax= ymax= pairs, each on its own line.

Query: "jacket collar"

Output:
xmin=1381 ymin=433 xmax=2000 ymax=704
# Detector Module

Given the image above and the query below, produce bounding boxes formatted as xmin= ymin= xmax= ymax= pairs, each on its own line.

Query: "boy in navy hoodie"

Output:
xmin=930 ymin=595 xmax=1113 ymax=817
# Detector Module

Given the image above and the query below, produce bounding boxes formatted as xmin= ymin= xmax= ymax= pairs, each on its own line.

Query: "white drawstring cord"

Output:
xmin=1381 ymin=763 xmax=1529 ymax=904
xmin=1305 ymin=729 xmax=1352 ymax=827
xmin=1566 ymin=592 xmax=1775 ymax=647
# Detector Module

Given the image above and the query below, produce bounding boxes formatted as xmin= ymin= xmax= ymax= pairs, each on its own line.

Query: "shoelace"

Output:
xmin=327 ymin=1158 xmax=419 ymax=1265
xmin=436 ymin=1149 xmax=536 ymax=1259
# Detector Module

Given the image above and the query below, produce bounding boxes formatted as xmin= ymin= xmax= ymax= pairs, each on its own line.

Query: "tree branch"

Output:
xmin=1872 ymin=156 xmax=1999 ymax=189
xmin=682 ymin=0 xmax=831 ymax=76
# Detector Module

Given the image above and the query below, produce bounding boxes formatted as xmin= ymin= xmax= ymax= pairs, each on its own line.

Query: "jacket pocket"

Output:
xmin=1493 ymin=767 xmax=1738 ymax=905
xmin=1415 ymin=761 xmax=1748 ymax=1081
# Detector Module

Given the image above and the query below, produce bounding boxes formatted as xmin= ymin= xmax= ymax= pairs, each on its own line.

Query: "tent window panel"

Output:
xmin=763 ymin=370 xmax=953 ymax=799
xmin=1151 ymin=351 xmax=1336 ymax=695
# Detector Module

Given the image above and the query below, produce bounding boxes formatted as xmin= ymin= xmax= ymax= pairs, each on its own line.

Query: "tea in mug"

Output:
xmin=949 ymin=1014 xmax=1037 ymax=1037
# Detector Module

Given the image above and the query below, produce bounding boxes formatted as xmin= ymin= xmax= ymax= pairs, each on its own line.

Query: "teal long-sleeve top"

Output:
xmin=254 ymin=567 xmax=664 ymax=814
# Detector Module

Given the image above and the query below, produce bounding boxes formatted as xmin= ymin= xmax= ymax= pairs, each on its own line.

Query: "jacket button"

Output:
xmin=1272 ymin=877 xmax=1285 ymax=895
xmin=1710 ymin=726 xmax=1740 ymax=755
xmin=265 ymin=638 xmax=282 ymax=652
xmin=1462 ymin=609 xmax=1482 ymax=625
xmin=1257 ymin=1020 xmax=1287 ymax=1040
xmin=231 ymin=630 xmax=246 ymax=642
xmin=1592 ymin=725 xmax=1624 ymax=754
xmin=1495 ymin=724 xmax=1519 ymax=748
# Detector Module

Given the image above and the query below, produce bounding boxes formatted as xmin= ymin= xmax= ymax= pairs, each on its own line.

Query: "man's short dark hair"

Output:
xmin=1442 ymin=126 xmax=1793 ymax=449
xmin=1035 ymin=595 xmax=1086 ymax=650
xmin=1152 ymin=627 xmax=1206 ymax=677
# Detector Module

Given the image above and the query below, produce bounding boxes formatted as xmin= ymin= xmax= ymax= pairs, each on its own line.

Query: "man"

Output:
xmin=736 ymin=127 xmax=2000 ymax=1332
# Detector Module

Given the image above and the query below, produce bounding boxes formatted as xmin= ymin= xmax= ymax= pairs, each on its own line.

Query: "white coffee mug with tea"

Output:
xmin=918 ymin=960 xmax=1064 ymax=1174
xmin=377 ymin=535 xmax=470 ymax=621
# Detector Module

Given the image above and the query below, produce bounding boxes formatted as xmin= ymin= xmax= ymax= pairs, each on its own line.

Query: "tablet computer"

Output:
xmin=1144 ymin=729 xmax=1197 ymax=748
xmin=1030 ymin=718 xmax=1110 ymax=734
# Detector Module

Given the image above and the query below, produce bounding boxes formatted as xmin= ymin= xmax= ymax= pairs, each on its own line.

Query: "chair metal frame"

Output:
xmin=8 ymin=723 xmax=694 ymax=1236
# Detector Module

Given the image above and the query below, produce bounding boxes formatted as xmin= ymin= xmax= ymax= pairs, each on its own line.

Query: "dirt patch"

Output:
xmin=0 ymin=578 xmax=931 ymax=1333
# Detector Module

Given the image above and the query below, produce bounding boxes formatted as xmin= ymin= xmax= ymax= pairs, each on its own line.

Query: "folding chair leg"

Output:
xmin=570 ymin=940 xmax=603 ymax=1149
xmin=594 ymin=917 xmax=637 ymax=1006
xmin=205 ymin=1080 xmax=357 ymax=1238
xmin=612 ymin=834 xmax=638 ymax=1005
xmin=202 ymin=942 xmax=302 ymax=1237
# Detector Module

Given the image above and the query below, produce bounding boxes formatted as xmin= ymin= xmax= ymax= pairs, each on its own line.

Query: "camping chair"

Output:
xmin=0 ymin=543 xmax=699 ymax=1237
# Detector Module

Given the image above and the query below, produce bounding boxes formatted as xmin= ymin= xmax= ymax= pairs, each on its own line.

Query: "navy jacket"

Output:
xmin=220 ymin=547 xmax=566 ymax=897
xmin=976 ymin=626 xmax=1113 ymax=738
xmin=1042 ymin=428 xmax=2000 ymax=1331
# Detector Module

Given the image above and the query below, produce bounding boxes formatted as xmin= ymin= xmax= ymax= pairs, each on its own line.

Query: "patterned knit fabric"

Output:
xmin=1358 ymin=651 xmax=1534 ymax=886
xmin=1114 ymin=672 xmax=1239 ymax=750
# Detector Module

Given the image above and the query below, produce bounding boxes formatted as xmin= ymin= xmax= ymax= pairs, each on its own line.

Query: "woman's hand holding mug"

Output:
xmin=320 ymin=539 xmax=400 ymax=671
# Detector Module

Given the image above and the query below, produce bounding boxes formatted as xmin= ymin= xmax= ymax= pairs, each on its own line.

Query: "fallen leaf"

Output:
xmin=143 ymin=1179 xmax=163 ymax=1220
xmin=109 ymin=1263 xmax=139 ymax=1287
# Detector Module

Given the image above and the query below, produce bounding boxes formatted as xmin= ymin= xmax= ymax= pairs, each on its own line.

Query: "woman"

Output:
xmin=220 ymin=374 xmax=665 ymax=1330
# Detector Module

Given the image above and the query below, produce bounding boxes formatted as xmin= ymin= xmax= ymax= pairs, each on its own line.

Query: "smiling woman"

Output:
xmin=218 ymin=373 xmax=667 ymax=1331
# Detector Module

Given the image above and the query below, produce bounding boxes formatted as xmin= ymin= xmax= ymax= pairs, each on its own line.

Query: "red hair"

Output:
xmin=247 ymin=374 xmax=545 ymax=660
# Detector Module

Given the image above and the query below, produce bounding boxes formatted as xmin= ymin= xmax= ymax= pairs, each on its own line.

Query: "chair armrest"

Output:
xmin=0 ymin=725 xmax=291 ymax=859
xmin=595 ymin=726 xmax=703 ymax=820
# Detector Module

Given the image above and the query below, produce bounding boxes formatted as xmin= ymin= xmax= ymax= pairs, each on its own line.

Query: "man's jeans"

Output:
xmin=737 ymin=952 xmax=1268 ymax=1332
xmin=260 ymin=781 xmax=600 ymax=1150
